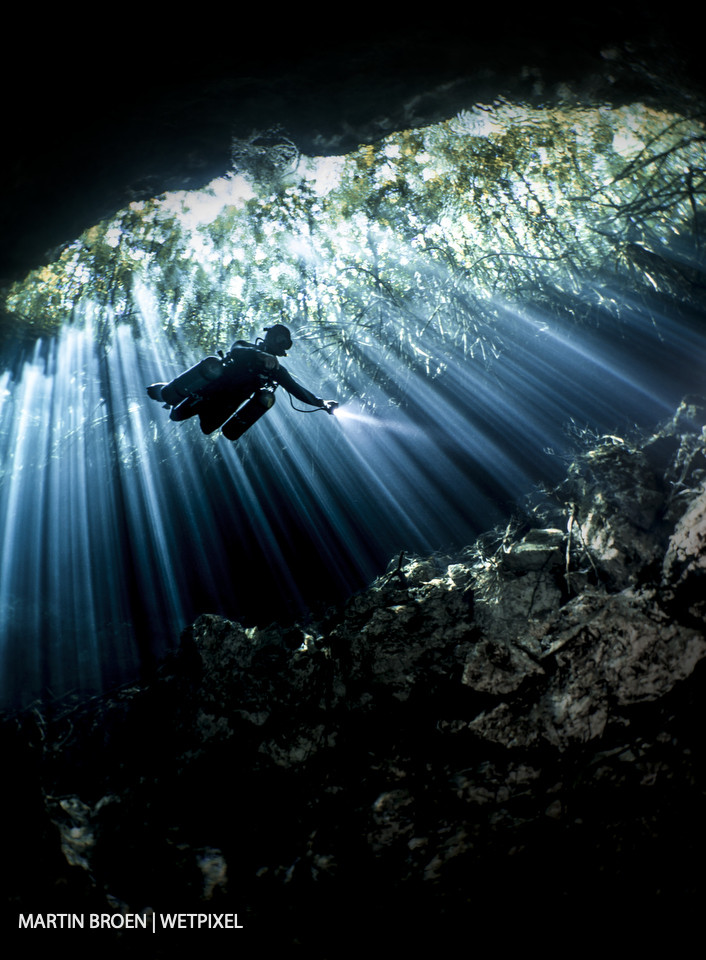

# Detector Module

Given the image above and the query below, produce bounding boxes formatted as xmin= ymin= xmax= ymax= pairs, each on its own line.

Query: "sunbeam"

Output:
xmin=1 ymin=99 xmax=705 ymax=709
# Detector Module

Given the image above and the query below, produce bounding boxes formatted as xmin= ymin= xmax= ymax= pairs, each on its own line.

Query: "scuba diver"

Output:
xmin=146 ymin=323 xmax=337 ymax=441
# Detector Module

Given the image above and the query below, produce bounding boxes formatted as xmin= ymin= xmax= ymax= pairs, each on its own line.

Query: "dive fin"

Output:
xmin=147 ymin=383 xmax=167 ymax=402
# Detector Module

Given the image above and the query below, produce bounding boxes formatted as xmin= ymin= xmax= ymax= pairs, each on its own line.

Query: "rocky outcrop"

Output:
xmin=3 ymin=400 xmax=706 ymax=950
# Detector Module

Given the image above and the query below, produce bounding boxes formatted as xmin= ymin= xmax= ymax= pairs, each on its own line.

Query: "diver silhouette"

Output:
xmin=146 ymin=324 xmax=337 ymax=440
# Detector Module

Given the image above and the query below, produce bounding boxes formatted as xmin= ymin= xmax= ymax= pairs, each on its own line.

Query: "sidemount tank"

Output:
xmin=161 ymin=356 xmax=224 ymax=407
xmin=221 ymin=389 xmax=276 ymax=441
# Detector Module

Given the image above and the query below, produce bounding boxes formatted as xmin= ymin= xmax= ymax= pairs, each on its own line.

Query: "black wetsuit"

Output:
xmin=171 ymin=340 xmax=324 ymax=434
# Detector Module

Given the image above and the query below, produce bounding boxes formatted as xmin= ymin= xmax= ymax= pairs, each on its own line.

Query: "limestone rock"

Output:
xmin=5 ymin=402 xmax=706 ymax=947
xmin=663 ymin=480 xmax=706 ymax=588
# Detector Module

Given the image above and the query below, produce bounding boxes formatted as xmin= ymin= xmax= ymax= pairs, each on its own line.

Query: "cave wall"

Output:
xmin=3 ymin=403 xmax=705 ymax=951
xmin=3 ymin=10 xmax=704 ymax=283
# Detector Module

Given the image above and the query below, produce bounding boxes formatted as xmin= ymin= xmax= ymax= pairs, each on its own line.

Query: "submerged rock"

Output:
xmin=4 ymin=402 xmax=706 ymax=949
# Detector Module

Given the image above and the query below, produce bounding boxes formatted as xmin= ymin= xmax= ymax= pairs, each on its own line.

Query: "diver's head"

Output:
xmin=263 ymin=324 xmax=293 ymax=357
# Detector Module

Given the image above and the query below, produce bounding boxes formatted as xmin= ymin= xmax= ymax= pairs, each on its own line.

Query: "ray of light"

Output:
xmin=1 ymin=100 xmax=704 ymax=708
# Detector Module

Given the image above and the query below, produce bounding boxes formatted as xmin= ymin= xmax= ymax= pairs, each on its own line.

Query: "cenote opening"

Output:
xmin=1 ymin=101 xmax=704 ymax=709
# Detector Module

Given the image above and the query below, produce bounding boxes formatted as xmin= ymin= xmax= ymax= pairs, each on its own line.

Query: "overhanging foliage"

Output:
xmin=2 ymin=102 xmax=704 ymax=393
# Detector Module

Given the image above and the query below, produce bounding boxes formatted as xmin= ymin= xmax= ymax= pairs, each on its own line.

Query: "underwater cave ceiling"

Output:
xmin=2 ymin=14 xmax=704 ymax=283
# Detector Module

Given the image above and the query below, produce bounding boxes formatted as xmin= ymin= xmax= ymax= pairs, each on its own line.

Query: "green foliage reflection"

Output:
xmin=3 ymin=102 xmax=704 ymax=388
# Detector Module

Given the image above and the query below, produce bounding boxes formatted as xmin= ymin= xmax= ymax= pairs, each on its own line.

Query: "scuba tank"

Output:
xmin=159 ymin=356 xmax=225 ymax=407
xmin=222 ymin=389 xmax=276 ymax=441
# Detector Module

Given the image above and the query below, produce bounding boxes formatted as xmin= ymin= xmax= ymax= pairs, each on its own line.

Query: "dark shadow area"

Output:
xmin=3 ymin=9 xmax=705 ymax=281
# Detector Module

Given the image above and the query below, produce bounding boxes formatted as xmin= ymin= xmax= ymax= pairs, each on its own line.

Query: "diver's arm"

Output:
xmin=275 ymin=365 xmax=325 ymax=407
